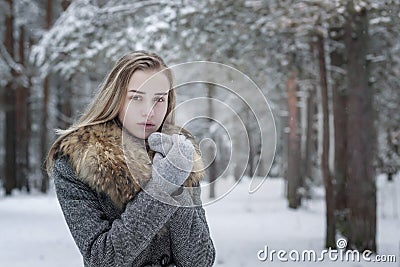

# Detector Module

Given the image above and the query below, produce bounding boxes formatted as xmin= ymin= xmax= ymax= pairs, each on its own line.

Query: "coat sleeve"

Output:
xmin=52 ymin=157 xmax=179 ymax=267
xmin=169 ymin=186 xmax=216 ymax=267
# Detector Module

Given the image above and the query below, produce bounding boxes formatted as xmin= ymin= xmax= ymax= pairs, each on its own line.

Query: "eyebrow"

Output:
xmin=128 ymin=89 xmax=168 ymax=95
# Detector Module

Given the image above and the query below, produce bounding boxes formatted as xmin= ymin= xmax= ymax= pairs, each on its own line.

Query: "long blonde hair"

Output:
xmin=46 ymin=50 xmax=175 ymax=173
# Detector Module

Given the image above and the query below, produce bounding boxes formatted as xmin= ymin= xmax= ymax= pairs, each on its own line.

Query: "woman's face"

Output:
xmin=118 ymin=69 xmax=170 ymax=139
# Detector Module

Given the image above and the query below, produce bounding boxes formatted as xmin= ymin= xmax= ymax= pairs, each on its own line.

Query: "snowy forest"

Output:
xmin=1 ymin=0 xmax=400 ymax=266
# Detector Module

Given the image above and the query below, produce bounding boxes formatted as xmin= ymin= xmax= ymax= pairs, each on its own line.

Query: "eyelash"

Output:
xmin=129 ymin=96 xmax=166 ymax=103
xmin=130 ymin=95 xmax=142 ymax=101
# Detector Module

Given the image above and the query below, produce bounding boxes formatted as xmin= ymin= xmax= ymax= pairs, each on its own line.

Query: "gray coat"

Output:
xmin=50 ymin=121 xmax=215 ymax=267
xmin=53 ymin=157 xmax=215 ymax=267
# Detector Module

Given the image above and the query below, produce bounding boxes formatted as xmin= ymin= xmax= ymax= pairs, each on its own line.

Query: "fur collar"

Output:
xmin=55 ymin=119 xmax=205 ymax=209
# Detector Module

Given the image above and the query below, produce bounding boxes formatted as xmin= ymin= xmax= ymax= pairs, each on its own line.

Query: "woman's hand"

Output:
xmin=147 ymin=132 xmax=174 ymax=156
xmin=147 ymin=133 xmax=195 ymax=195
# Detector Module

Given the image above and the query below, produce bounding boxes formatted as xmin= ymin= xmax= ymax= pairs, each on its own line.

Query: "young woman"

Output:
xmin=47 ymin=51 xmax=216 ymax=267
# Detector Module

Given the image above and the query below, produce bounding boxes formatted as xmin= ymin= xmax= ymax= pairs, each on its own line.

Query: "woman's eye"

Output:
xmin=155 ymin=97 xmax=165 ymax=103
xmin=130 ymin=95 xmax=142 ymax=101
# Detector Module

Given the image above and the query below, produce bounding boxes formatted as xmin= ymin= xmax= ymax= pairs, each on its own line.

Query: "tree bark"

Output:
xmin=316 ymin=30 xmax=336 ymax=248
xmin=55 ymin=1 xmax=73 ymax=130
xmin=3 ymin=0 xmax=17 ymax=195
xmin=286 ymin=70 xmax=302 ymax=209
xmin=40 ymin=76 xmax=50 ymax=193
xmin=280 ymin=112 xmax=289 ymax=181
xmin=40 ymin=0 xmax=53 ymax=193
xmin=304 ymin=85 xmax=316 ymax=182
xmin=15 ymin=25 xmax=30 ymax=191
xmin=345 ymin=6 xmax=376 ymax=252
xmin=304 ymin=37 xmax=319 ymax=184
xmin=207 ymin=84 xmax=217 ymax=199
xmin=56 ymin=76 xmax=73 ymax=129
xmin=329 ymin=26 xmax=349 ymax=235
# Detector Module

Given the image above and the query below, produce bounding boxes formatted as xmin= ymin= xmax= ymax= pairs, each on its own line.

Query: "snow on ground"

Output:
xmin=0 ymin=189 xmax=82 ymax=267
xmin=0 ymin=174 xmax=399 ymax=267
xmin=207 ymin=175 xmax=399 ymax=267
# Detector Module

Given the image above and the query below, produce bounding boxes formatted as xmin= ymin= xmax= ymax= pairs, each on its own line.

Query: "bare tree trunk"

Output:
xmin=4 ymin=0 xmax=17 ymax=195
xmin=304 ymin=91 xmax=312 ymax=180
xmin=304 ymin=85 xmax=316 ymax=182
xmin=56 ymin=76 xmax=73 ymax=129
xmin=40 ymin=0 xmax=52 ymax=193
xmin=329 ymin=26 xmax=349 ymax=235
xmin=244 ymin=109 xmax=255 ymax=177
xmin=15 ymin=25 xmax=30 ymax=191
xmin=345 ymin=6 xmax=376 ymax=252
xmin=207 ymin=84 xmax=217 ymax=198
xmin=279 ymin=112 xmax=289 ymax=180
xmin=304 ymin=39 xmax=318 ymax=184
xmin=286 ymin=70 xmax=302 ymax=209
xmin=4 ymin=91 xmax=16 ymax=195
xmin=40 ymin=76 xmax=49 ymax=193
xmin=316 ymin=30 xmax=336 ymax=248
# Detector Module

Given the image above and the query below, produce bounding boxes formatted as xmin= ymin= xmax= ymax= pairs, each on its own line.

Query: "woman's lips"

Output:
xmin=138 ymin=122 xmax=155 ymax=130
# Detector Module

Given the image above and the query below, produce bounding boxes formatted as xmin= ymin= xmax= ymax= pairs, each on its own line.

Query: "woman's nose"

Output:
xmin=141 ymin=102 xmax=155 ymax=118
